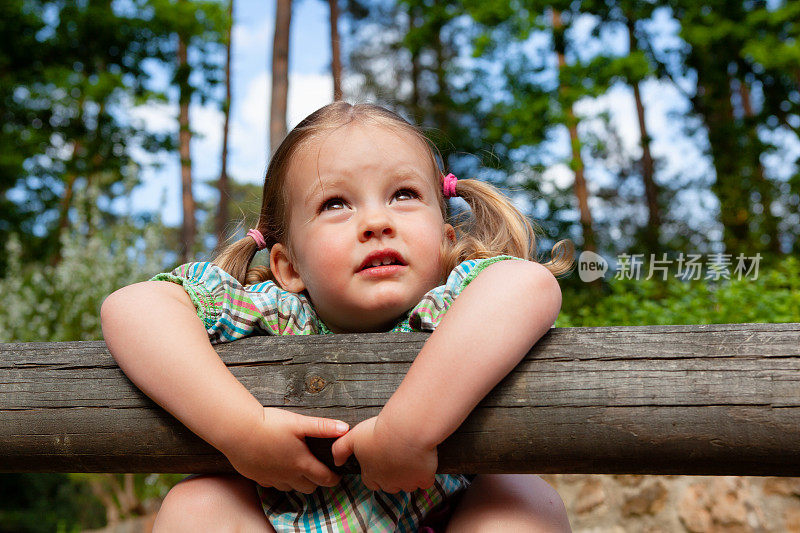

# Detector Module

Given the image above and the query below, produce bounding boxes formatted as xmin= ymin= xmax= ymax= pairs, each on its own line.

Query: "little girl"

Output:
xmin=101 ymin=102 xmax=574 ymax=532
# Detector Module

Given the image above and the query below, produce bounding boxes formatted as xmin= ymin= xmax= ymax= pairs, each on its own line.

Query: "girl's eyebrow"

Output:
xmin=303 ymin=176 xmax=349 ymax=204
xmin=302 ymin=168 xmax=429 ymax=204
xmin=393 ymin=167 xmax=427 ymax=181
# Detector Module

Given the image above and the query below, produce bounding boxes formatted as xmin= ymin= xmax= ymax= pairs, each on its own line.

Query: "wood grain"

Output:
xmin=1 ymin=323 xmax=799 ymax=475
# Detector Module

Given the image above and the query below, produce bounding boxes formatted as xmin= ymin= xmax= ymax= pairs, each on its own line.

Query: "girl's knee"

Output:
xmin=154 ymin=474 xmax=274 ymax=532
xmin=448 ymin=474 xmax=571 ymax=533
xmin=522 ymin=475 xmax=571 ymax=531
xmin=499 ymin=474 xmax=570 ymax=532
xmin=160 ymin=475 xmax=227 ymax=514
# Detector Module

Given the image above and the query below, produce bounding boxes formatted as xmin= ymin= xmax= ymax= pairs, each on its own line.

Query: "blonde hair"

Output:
xmin=212 ymin=101 xmax=574 ymax=285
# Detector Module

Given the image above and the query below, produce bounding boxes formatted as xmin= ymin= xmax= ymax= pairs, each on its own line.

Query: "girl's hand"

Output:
xmin=331 ymin=416 xmax=437 ymax=493
xmin=222 ymin=407 xmax=349 ymax=493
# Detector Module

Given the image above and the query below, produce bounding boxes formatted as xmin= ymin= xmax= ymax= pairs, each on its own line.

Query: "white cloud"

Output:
xmin=128 ymin=71 xmax=334 ymax=225
xmin=233 ymin=17 xmax=271 ymax=52
xmin=229 ymin=71 xmax=334 ymax=185
xmin=542 ymin=163 xmax=574 ymax=192
xmin=130 ymin=101 xmax=174 ymax=133
xmin=230 ymin=71 xmax=269 ymax=183
xmin=191 ymin=105 xmax=225 ymax=180
xmin=572 ymin=79 xmax=711 ymax=187
xmin=287 ymin=72 xmax=334 ymax=127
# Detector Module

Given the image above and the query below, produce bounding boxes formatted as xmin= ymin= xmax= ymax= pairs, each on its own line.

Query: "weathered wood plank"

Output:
xmin=1 ymin=323 xmax=799 ymax=475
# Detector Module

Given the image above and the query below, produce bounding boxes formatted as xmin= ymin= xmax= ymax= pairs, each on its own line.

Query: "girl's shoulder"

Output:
xmin=446 ymin=255 xmax=522 ymax=293
xmin=151 ymin=261 xmax=305 ymax=299
xmin=150 ymin=261 xmax=321 ymax=340
xmin=405 ymin=255 xmax=521 ymax=332
xmin=151 ymin=261 xmax=274 ymax=290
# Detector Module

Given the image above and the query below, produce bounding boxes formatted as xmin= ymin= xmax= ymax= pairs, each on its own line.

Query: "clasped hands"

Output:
xmin=331 ymin=415 xmax=438 ymax=493
xmin=222 ymin=407 xmax=437 ymax=494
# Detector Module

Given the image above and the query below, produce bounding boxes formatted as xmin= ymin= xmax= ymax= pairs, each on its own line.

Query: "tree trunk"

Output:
xmin=4 ymin=323 xmax=800 ymax=476
xmin=738 ymin=79 xmax=781 ymax=254
xmin=410 ymin=26 xmax=421 ymax=122
xmin=552 ymin=9 xmax=596 ymax=253
xmin=626 ymin=17 xmax=661 ymax=252
xmin=51 ymin=171 xmax=77 ymax=267
xmin=84 ymin=99 xmax=106 ymax=240
xmin=691 ymin=61 xmax=749 ymax=255
xmin=329 ymin=0 xmax=342 ymax=101
xmin=270 ymin=0 xmax=292 ymax=155
xmin=51 ymin=94 xmax=86 ymax=267
xmin=88 ymin=476 xmax=120 ymax=525
xmin=178 ymin=32 xmax=196 ymax=263
xmin=407 ymin=5 xmax=425 ymax=125
xmin=431 ymin=17 xmax=451 ymax=168
xmin=216 ymin=0 xmax=234 ymax=245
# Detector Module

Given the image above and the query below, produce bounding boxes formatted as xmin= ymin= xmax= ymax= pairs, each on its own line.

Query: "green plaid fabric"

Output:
xmin=150 ymin=255 xmax=515 ymax=532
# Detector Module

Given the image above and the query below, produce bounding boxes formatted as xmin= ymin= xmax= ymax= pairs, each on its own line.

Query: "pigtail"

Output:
xmin=212 ymin=220 xmax=276 ymax=286
xmin=442 ymin=178 xmax=575 ymax=278
xmin=544 ymin=238 xmax=576 ymax=277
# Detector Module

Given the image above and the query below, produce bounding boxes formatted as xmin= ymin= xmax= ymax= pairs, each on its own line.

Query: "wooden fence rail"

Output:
xmin=1 ymin=323 xmax=799 ymax=476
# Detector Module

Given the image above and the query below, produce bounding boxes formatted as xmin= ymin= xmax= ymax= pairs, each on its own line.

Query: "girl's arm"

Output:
xmin=333 ymin=259 xmax=561 ymax=491
xmin=101 ymin=280 xmax=348 ymax=492
xmin=382 ymin=259 xmax=561 ymax=446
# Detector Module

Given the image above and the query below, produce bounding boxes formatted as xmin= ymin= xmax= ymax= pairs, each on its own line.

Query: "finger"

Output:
xmin=331 ymin=433 xmax=353 ymax=467
xmin=419 ymin=475 xmax=436 ymax=490
xmin=300 ymin=457 xmax=341 ymax=487
xmin=298 ymin=415 xmax=349 ymax=438
xmin=362 ymin=476 xmax=379 ymax=492
xmin=291 ymin=476 xmax=317 ymax=494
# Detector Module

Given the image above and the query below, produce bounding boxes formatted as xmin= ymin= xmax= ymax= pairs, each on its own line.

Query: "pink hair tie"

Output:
xmin=442 ymin=173 xmax=458 ymax=198
xmin=247 ymin=228 xmax=267 ymax=250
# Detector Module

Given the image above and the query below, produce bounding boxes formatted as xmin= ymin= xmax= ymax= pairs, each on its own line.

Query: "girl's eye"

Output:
xmin=320 ymin=197 xmax=347 ymax=211
xmin=393 ymin=188 xmax=419 ymax=201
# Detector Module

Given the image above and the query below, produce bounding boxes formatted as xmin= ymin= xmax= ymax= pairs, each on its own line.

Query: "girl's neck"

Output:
xmin=322 ymin=313 xmax=405 ymax=334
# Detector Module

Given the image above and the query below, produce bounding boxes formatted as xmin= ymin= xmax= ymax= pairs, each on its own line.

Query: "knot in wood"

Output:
xmin=305 ymin=375 xmax=327 ymax=394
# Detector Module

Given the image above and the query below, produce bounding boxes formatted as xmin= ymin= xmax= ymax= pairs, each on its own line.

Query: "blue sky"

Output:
xmin=124 ymin=1 xmax=710 ymax=238
xmin=126 ymin=0 xmax=339 ymax=226
xmin=120 ymin=1 xmax=798 ymax=252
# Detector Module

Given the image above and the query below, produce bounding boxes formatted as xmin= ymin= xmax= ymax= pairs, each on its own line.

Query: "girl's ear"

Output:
xmin=444 ymin=223 xmax=456 ymax=244
xmin=270 ymin=243 xmax=306 ymax=293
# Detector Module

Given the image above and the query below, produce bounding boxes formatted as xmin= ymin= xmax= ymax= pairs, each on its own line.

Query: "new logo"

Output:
xmin=578 ymin=251 xmax=608 ymax=282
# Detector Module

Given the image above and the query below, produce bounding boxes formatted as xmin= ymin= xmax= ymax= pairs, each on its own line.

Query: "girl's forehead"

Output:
xmin=321 ymin=122 xmax=426 ymax=157
xmin=290 ymin=122 xmax=437 ymax=186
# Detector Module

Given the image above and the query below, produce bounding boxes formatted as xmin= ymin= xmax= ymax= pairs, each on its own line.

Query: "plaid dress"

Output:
xmin=150 ymin=255 xmax=515 ymax=532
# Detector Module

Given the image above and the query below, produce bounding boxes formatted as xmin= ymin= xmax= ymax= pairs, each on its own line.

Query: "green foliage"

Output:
xmin=0 ymin=0 xmax=230 ymax=275
xmin=0 ymin=0 xmax=172 ymax=272
xmin=0 ymin=178 xmax=179 ymax=529
xmin=146 ymin=0 xmax=229 ymax=101
xmin=666 ymin=0 xmax=799 ymax=256
xmin=0 ymin=180 xmax=169 ymax=342
xmin=557 ymin=255 xmax=800 ymax=327
xmin=0 ymin=473 xmax=104 ymax=533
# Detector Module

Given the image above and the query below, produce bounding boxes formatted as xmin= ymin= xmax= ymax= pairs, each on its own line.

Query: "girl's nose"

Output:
xmin=359 ymin=208 xmax=395 ymax=242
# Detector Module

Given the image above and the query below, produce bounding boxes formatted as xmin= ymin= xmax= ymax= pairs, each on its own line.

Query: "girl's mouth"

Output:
xmin=357 ymin=264 xmax=407 ymax=278
xmin=357 ymin=249 xmax=407 ymax=272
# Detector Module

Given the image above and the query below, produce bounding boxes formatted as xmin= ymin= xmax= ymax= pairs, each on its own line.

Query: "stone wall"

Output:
xmin=543 ymin=475 xmax=800 ymax=532
xmin=83 ymin=475 xmax=800 ymax=532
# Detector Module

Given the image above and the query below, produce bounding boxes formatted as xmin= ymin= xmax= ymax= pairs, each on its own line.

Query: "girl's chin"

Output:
xmin=357 ymin=287 xmax=419 ymax=308
xmin=342 ymin=303 xmax=416 ymax=331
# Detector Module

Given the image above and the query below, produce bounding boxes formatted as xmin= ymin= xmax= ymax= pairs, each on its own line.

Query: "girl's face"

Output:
xmin=270 ymin=122 xmax=454 ymax=333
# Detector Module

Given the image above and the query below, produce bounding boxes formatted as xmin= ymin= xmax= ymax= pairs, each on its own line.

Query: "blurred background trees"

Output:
xmin=0 ymin=0 xmax=798 ymax=530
